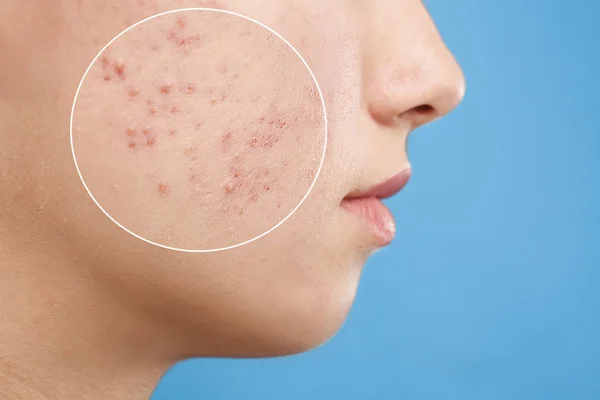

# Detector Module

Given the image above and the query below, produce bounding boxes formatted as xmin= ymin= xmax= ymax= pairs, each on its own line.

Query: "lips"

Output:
xmin=341 ymin=168 xmax=412 ymax=246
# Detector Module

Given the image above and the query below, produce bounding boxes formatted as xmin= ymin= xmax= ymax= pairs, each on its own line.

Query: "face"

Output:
xmin=0 ymin=0 xmax=464 ymax=357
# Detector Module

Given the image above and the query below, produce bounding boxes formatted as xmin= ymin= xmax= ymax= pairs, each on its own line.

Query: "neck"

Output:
xmin=0 ymin=226 xmax=173 ymax=400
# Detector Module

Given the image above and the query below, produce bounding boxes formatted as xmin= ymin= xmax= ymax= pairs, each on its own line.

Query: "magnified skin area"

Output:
xmin=73 ymin=10 xmax=325 ymax=250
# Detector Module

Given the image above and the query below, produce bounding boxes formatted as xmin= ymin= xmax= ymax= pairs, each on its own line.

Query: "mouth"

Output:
xmin=341 ymin=168 xmax=412 ymax=246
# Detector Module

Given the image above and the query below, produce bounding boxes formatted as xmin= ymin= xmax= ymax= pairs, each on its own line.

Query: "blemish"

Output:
xmin=103 ymin=74 xmax=111 ymax=81
xmin=170 ymin=106 xmax=179 ymax=115
xmin=183 ymin=83 xmax=196 ymax=95
xmin=142 ymin=127 xmax=152 ymax=136
xmin=160 ymin=85 xmax=172 ymax=94
xmin=127 ymin=88 xmax=139 ymax=99
xmin=146 ymin=136 xmax=157 ymax=146
xmin=128 ymin=141 xmax=137 ymax=150
xmin=224 ymin=182 xmax=236 ymax=193
xmin=114 ymin=60 xmax=126 ymax=80
xmin=176 ymin=16 xmax=187 ymax=29
xmin=264 ymin=184 xmax=270 ymax=191
xmin=157 ymin=182 xmax=170 ymax=195
xmin=146 ymin=100 xmax=156 ymax=115
xmin=217 ymin=64 xmax=228 ymax=74
xmin=168 ymin=129 xmax=177 ymax=136
xmin=126 ymin=127 xmax=136 ymax=137
xmin=221 ymin=131 xmax=233 ymax=152
xmin=101 ymin=56 xmax=110 ymax=69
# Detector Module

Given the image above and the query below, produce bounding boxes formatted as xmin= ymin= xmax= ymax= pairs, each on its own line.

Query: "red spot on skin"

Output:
xmin=170 ymin=106 xmax=179 ymax=115
xmin=277 ymin=203 xmax=281 ymax=208
xmin=127 ymin=88 xmax=139 ymax=99
xmin=126 ymin=127 xmax=136 ymax=137
xmin=101 ymin=56 xmax=110 ymax=69
xmin=264 ymin=184 xmax=270 ymax=191
xmin=160 ymin=85 xmax=171 ymax=94
xmin=221 ymin=131 xmax=233 ymax=152
xmin=283 ymin=161 xmax=289 ymax=167
xmin=114 ymin=61 xmax=125 ymax=80
xmin=176 ymin=16 xmax=186 ymax=29
xmin=103 ymin=74 xmax=111 ymax=81
xmin=183 ymin=83 xmax=196 ymax=95
xmin=168 ymin=129 xmax=176 ymax=136
xmin=157 ymin=183 xmax=170 ymax=195
xmin=147 ymin=100 xmax=156 ymax=115
xmin=224 ymin=182 xmax=236 ymax=193
xmin=128 ymin=141 xmax=137 ymax=150
xmin=146 ymin=136 xmax=156 ymax=146
xmin=142 ymin=127 xmax=151 ymax=136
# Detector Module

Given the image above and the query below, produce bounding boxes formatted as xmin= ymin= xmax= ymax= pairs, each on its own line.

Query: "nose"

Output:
xmin=362 ymin=1 xmax=466 ymax=128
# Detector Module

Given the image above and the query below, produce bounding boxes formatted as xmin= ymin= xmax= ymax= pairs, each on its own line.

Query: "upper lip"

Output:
xmin=344 ymin=168 xmax=412 ymax=200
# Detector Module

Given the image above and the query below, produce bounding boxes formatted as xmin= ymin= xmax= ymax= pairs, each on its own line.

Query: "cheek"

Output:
xmin=72 ymin=10 xmax=326 ymax=251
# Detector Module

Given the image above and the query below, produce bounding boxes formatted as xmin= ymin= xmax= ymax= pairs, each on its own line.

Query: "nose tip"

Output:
xmin=367 ymin=48 xmax=466 ymax=128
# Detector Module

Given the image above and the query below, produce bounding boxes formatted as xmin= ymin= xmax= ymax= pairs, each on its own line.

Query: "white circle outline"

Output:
xmin=70 ymin=8 xmax=328 ymax=253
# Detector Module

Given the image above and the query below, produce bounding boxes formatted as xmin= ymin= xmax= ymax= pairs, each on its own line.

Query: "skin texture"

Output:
xmin=73 ymin=10 xmax=325 ymax=249
xmin=0 ymin=0 xmax=465 ymax=399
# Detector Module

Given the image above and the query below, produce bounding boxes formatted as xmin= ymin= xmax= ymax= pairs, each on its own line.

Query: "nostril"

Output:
xmin=414 ymin=104 xmax=434 ymax=114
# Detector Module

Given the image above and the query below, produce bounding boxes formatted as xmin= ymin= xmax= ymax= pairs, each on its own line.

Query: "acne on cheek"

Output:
xmin=95 ymin=14 xmax=312 ymax=211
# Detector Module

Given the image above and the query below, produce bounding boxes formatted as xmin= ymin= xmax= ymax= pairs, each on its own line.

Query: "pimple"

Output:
xmin=127 ymin=87 xmax=139 ymax=99
xmin=168 ymin=129 xmax=177 ymax=136
xmin=126 ymin=127 xmax=136 ymax=137
xmin=114 ymin=60 xmax=126 ymax=80
xmin=170 ymin=106 xmax=179 ymax=115
xmin=157 ymin=182 xmax=170 ymax=195
xmin=147 ymin=100 xmax=156 ymax=115
xmin=176 ymin=16 xmax=186 ymax=29
xmin=160 ymin=84 xmax=172 ymax=94
xmin=103 ymin=74 xmax=111 ymax=81
xmin=221 ymin=131 xmax=233 ymax=152
xmin=182 ymin=83 xmax=196 ymax=95
xmin=128 ymin=141 xmax=137 ymax=150
xmin=146 ymin=136 xmax=157 ymax=146
xmin=224 ymin=181 xmax=236 ymax=193
xmin=142 ymin=127 xmax=152 ymax=136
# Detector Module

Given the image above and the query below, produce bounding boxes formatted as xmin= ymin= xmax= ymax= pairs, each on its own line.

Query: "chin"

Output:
xmin=213 ymin=258 xmax=365 ymax=359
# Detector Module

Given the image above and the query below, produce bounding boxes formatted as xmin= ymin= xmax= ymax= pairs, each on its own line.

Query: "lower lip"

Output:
xmin=341 ymin=196 xmax=396 ymax=246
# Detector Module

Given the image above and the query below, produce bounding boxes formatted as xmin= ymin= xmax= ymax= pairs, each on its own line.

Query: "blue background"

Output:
xmin=152 ymin=0 xmax=600 ymax=398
